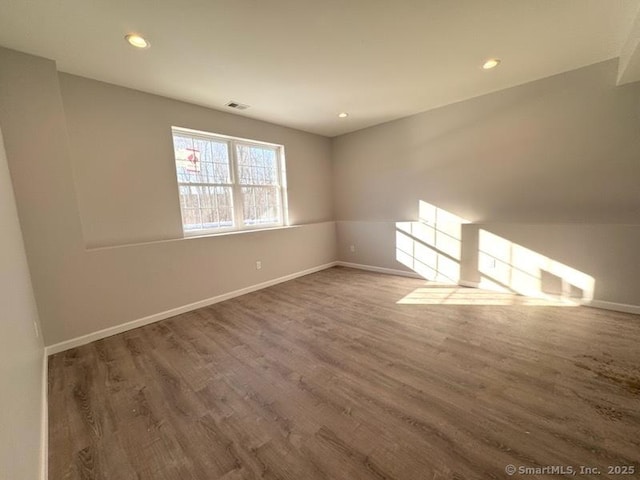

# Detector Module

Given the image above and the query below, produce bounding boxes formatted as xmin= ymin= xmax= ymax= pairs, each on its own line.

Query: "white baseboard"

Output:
xmin=40 ymin=349 xmax=48 ymax=480
xmin=336 ymin=261 xmax=423 ymax=279
xmin=45 ymin=261 xmax=338 ymax=355
xmin=458 ymin=279 xmax=640 ymax=316
xmin=44 ymin=260 xmax=640 ymax=356
xmin=583 ymin=299 xmax=640 ymax=315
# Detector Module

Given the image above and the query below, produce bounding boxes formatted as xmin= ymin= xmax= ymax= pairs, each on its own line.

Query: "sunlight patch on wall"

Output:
xmin=478 ymin=229 xmax=595 ymax=303
xmin=395 ymin=201 xmax=468 ymax=283
xmin=395 ymin=201 xmax=595 ymax=306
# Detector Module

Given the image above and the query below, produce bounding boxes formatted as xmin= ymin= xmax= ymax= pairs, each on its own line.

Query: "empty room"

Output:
xmin=1 ymin=1 xmax=640 ymax=479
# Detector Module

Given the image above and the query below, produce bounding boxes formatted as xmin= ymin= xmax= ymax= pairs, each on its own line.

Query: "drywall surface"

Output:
xmin=333 ymin=58 xmax=640 ymax=308
xmin=336 ymin=221 xmax=416 ymax=274
xmin=332 ymin=59 xmax=640 ymax=224
xmin=0 ymin=47 xmax=336 ymax=346
xmin=59 ymin=73 xmax=333 ymax=248
xmin=462 ymin=223 xmax=640 ymax=307
xmin=0 ymin=128 xmax=45 ymax=479
xmin=336 ymin=220 xmax=640 ymax=308
xmin=56 ymin=221 xmax=337 ymax=345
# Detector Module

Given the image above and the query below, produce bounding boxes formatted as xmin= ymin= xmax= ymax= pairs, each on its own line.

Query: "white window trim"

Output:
xmin=172 ymin=126 xmax=288 ymax=237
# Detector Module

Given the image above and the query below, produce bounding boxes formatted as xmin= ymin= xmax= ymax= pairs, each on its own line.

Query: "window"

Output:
xmin=171 ymin=127 xmax=287 ymax=235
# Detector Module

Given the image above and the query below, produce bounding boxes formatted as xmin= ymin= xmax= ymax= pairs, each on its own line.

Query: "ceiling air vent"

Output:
xmin=226 ymin=101 xmax=250 ymax=110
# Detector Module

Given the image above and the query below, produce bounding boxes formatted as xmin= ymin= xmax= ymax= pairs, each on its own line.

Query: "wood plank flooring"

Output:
xmin=48 ymin=266 xmax=640 ymax=479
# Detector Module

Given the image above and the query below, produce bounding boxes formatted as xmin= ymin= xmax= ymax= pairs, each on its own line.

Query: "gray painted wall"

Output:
xmin=59 ymin=73 xmax=333 ymax=248
xmin=336 ymin=220 xmax=640 ymax=306
xmin=461 ymin=223 xmax=640 ymax=306
xmin=332 ymin=59 xmax=640 ymax=224
xmin=0 ymin=128 xmax=45 ymax=479
xmin=332 ymin=60 xmax=640 ymax=307
xmin=0 ymin=47 xmax=336 ymax=346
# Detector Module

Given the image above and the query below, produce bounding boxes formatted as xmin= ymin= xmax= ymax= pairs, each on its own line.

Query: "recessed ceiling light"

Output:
xmin=338 ymin=112 xmax=349 ymax=118
xmin=482 ymin=58 xmax=501 ymax=70
xmin=125 ymin=34 xmax=150 ymax=49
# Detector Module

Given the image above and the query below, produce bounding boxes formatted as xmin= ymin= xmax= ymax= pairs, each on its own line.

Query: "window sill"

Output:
xmin=85 ymin=224 xmax=306 ymax=251
xmin=184 ymin=224 xmax=293 ymax=239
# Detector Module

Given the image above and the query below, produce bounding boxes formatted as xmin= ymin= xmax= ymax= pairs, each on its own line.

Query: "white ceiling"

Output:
xmin=0 ymin=0 xmax=639 ymax=137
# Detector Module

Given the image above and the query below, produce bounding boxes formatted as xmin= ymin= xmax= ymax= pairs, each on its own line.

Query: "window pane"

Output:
xmin=179 ymin=185 xmax=199 ymax=209
xmin=241 ymin=186 xmax=281 ymax=226
xmin=235 ymin=144 xmax=278 ymax=185
xmin=214 ymin=187 xmax=234 ymax=228
xmin=172 ymin=128 xmax=287 ymax=234
xmin=173 ymin=134 xmax=231 ymax=184
xmin=179 ymin=185 xmax=234 ymax=231
xmin=181 ymin=209 xmax=201 ymax=231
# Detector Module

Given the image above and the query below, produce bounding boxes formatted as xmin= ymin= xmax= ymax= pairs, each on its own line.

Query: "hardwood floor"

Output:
xmin=48 ymin=266 xmax=640 ymax=479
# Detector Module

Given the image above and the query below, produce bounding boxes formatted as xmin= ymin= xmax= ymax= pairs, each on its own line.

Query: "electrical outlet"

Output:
xmin=349 ymin=245 xmax=355 ymax=253
xmin=256 ymin=260 xmax=262 ymax=270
